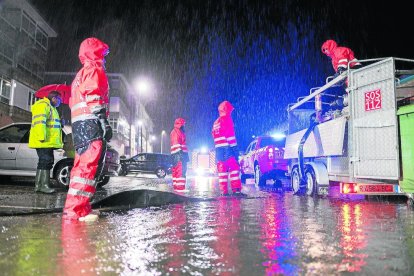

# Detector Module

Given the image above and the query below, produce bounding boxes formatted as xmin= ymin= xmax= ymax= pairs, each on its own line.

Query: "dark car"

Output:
xmin=0 ymin=123 xmax=120 ymax=188
xmin=119 ymin=153 xmax=173 ymax=178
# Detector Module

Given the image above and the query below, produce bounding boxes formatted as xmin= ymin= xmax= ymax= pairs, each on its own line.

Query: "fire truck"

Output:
xmin=189 ymin=149 xmax=216 ymax=176
xmin=284 ymin=57 xmax=414 ymax=201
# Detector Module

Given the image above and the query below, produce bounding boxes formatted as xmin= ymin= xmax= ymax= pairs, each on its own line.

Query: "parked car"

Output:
xmin=119 ymin=153 xmax=173 ymax=178
xmin=0 ymin=122 xmax=120 ymax=188
xmin=239 ymin=135 xmax=288 ymax=186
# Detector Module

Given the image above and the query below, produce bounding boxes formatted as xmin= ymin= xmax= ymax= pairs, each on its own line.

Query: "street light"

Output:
xmin=161 ymin=130 xmax=166 ymax=153
xmin=134 ymin=77 xmax=152 ymax=96
xmin=138 ymin=120 xmax=143 ymax=153
xmin=134 ymin=77 xmax=153 ymax=154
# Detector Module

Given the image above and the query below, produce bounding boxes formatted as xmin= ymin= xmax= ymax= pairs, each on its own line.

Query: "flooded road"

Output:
xmin=1 ymin=176 xmax=414 ymax=275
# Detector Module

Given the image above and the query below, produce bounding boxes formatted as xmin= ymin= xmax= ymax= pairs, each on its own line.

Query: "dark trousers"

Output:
xmin=36 ymin=148 xmax=54 ymax=170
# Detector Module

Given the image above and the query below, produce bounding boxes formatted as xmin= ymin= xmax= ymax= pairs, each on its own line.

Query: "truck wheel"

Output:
xmin=304 ymin=167 xmax=317 ymax=196
xmin=291 ymin=167 xmax=304 ymax=195
xmin=254 ymin=164 xmax=266 ymax=187
xmin=55 ymin=162 xmax=72 ymax=188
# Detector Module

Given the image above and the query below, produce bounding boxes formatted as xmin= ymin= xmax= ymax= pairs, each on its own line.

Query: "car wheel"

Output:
xmin=97 ymin=176 xmax=110 ymax=188
xmin=254 ymin=163 xmax=266 ymax=187
xmin=291 ymin=166 xmax=304 ymax=195
xmin=55 ymin=163 xmax=72 ymax=188
xmin=304 ymin=167 xmax=317 ymax=196
xmin=155 ymin=167 xmax=167 ymax=178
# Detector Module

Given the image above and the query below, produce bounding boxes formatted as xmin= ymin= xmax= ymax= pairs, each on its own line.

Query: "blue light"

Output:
xmin=271 ymin=133 xmax=286 ymax=140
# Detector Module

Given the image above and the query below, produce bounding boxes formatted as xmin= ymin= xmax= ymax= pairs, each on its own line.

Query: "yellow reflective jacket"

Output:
xmin=28 ymin=98 xmax=63 ymax=149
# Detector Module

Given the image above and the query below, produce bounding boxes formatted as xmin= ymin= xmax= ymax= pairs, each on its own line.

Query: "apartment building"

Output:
xmin=0 ymin=0 xmax=57 ymax=126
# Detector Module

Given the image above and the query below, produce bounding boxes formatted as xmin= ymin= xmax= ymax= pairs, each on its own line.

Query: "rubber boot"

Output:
xmin=34 ymin=169 xmax=41 ymax=192
xmin=37 ymin=169 xmax=55 ymax=194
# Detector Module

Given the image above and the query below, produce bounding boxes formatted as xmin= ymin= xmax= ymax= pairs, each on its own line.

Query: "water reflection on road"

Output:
xmin=1 ymin=177 xmax=414 ymax=275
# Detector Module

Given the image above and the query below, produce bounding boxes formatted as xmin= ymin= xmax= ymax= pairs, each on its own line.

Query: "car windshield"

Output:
xmin=260 ymin=137 xmax=285 ymax=148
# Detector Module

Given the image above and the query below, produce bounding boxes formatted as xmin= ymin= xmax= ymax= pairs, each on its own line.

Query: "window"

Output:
xmin=133 ymin=154 xmax=146 ymax=161
xmin=21 ymin=13 xmax=36 ymax=39
xmin=35 ymin=29 xmax=48 ymax=49
xmin=109 ymin=118 xmax=118 ymax=132
xmin=260 ymin=137 xmax=286 ymax=148
xmin=28 ymin=90 xmax=36 ymax=108
xmin=146 ymin=154 xmax=157 ymax=161
xmin=0 ymin=79 xmax=11 ymax=104
xmin=245 ymin=142 xmax=256 ymax=154
xmin=0 ymin=125 xmax=31 ymax=143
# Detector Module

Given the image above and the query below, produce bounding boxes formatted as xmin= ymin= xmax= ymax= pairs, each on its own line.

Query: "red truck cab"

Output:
xmin=240 ymin=135 xmax=288 ymax=186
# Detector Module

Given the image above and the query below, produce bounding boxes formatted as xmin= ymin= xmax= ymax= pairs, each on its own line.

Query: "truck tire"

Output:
xmin=254 ymin=163 xmax=266 ymax=187
xmin=291 ymin=166 xmax=304 ymax=195
xmin=304 ymin=167 xmax=317 ymax=196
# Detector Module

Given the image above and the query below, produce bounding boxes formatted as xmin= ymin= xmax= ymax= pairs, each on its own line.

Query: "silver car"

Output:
xmin=0 ymin=122 xmax=120 ymax=187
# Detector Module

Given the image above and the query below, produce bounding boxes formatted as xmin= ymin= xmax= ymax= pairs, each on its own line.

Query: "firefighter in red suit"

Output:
xmin=63 ymin=37 xmax=112 ymax=221
xmin=321 ymin=39 xmax=361 ymax=75
xmin=170 ymin=118 xmax=189 ymax=191
xmin=212 ymin=101 xmax=244 ymax=196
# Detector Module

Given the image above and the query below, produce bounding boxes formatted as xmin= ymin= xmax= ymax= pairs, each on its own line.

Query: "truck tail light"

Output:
xmin=268 ymin=148 xmax=274 ymax=159
xmin=341 ymin=182 xmax=358 ymax=194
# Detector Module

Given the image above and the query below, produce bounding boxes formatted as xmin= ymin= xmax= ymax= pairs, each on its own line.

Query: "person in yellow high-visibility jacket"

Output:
xmin=29 ymin=91 xmax=63 ymax=193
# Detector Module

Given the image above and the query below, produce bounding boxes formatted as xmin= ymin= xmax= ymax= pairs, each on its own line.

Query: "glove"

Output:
xmin=97 ymin=110 xmax=112 ymax=141
xmin=171 ymin=151 xmax=181 ymax=165
xmin=99 ymin=118 xmax=112 ymax=141
xmin=337 ymin=67 xmax=346 ymax=75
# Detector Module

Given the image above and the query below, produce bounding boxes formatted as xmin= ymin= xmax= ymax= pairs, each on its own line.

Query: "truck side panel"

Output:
xmin=349 ymin=58 xmax=400 ymax=180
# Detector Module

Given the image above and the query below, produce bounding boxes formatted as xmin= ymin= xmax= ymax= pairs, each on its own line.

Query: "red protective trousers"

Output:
xmin=63 ymin=140 xmax=105 ymax=219
xmin=217 ymin=156 xmax=241 ymax=194
xmin=172 ymin=161 xmax=186 ymax=190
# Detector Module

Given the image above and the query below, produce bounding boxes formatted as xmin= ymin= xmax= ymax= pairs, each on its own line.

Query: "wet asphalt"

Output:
xmin=0 ymin=174 xmax=413 ymax=275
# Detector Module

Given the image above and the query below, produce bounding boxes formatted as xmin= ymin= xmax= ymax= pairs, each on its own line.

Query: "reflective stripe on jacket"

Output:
xmin=170 ymin=129 xmax=188 ymax=154
xmin=28 ymin=98 xmax=63 ymax=149
xmin=212 ymin=116 xmax=237 ymax=148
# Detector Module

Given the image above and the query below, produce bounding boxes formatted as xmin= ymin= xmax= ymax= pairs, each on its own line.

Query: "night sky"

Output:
xmin=31 ymin=0 xmax=413 ymax=151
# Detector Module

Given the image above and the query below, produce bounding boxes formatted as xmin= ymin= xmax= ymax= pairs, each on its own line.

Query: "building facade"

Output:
xmin=0 ymin=0 xmax=57 ymax=126
xmin=0 ymin=0 xmax=156 ymax=157
xmin=45 ymin=72 xmax=155 ymax=157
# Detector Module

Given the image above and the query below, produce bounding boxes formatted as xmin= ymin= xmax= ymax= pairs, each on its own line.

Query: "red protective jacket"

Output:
xmin=212 ymin=101 xmax=237 ymax=149
xmin=170 ymin=118 xmax=188 ymax=154
xmin=321 ymin=40 xmax=360 ymax=72
xmin=69 ymin=38 xmax=109 ymax=147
